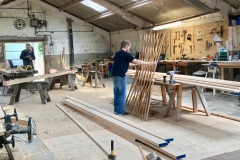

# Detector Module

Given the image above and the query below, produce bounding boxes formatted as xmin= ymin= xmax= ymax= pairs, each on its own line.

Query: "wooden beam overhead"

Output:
xmin=0 ymin=0 xmax=25 ymax=8
xmin=84 ymin=0 xmax=154 ymax=23
xmin=59 ymin=0 xmax=83 ymax=11
xmin=91 ymin=0 xmax=152 ymax=28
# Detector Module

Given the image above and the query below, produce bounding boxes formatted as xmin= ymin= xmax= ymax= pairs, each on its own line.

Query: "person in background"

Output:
xmin=20 ymin=43 xmax=36 ymax=69
xmin=112 ymin=40 xmax=156 ymax=116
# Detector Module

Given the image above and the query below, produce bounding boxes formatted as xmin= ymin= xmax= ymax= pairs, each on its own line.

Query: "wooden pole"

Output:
xmin=56 ymin=103 xmax=109 ymax=155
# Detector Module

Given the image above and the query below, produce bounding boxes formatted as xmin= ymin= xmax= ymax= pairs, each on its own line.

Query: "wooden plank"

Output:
xmin=61 ymin=99 xmax=185 ymax=160
xmin=65 ymin=96 xmax=173 ymax=142
xmin=3 ymin=71 xmax=76 ymax=86
xmin=56 ymin=103 xmax=108 ymax=155
xmin=2 ymin=106 xmax=28 ymax=126
xmin=107 ymin=124 xmax=186 ymax=160
xmin=62 ymin=99 xmax=169 ymax=147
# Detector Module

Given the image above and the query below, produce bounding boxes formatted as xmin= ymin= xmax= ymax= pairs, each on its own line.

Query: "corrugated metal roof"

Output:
xmin=106 ymin=0 xmax=142 ymax=7
xmin=91 ymin=14 xmax=135 ymax=31
xmin=65 ymin=3 xmax=100 ymax=19
xmin=223 ymin=0 xmax=240 ymax=8
xmin=129 ymin=0 xmax=212 ymax=24
xmin=43 ymin=0 xmax=71 ymax=7
xmin=28 ymin=0 xmax=219 ymax=32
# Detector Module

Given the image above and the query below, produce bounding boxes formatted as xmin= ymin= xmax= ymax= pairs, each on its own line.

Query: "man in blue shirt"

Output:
xmin=112 ymin=40 xmax=156 ymax=116
xmin=20 ymin=44 xmax=36 ymax=69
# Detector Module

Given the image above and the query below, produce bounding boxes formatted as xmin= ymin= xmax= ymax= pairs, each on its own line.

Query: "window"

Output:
xmin=81 ymin=0 xmax=107 ymax=12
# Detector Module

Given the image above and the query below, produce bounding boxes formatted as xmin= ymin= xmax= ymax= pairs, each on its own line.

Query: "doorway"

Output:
xmin=4 ymin=42 xmax=45 ymax=75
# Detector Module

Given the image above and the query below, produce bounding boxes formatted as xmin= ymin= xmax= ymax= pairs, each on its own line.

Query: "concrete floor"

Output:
xmin=0 ymin=79 xmax=240 ymax=160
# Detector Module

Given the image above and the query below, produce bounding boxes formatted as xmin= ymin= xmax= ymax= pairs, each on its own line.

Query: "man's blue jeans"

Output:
xmin=112 ymin=76 xmax=126 ymax=114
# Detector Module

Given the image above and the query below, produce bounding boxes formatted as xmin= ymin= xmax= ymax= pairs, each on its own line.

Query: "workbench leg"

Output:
xmin=15 ymin=87 xmax=21 ymax=103
xmin=9 ymin=84 xmax=19 ymax=105
xmin=196 ymin=86 xmax=211 ymax=116
xmin=43 ymin=89 xmax=51 ymax=102
xmin=184 ymin=66 xmax=188 ymax=75
xmin=72 ymin=76 xmax=78 ymax=89
xmin=60 ymin=79 xmax=63 ymax=89
xmin=68 ymin=75 xmax=75 ymax=91
xmin=164 ymin=91 xmax=177 ymax=118
xmin=176 ymin=85 xmax=182 ymax=122
xmin=37 ymin=83 xmax=46 ymax=104
xmin=99 ymin=74 xmax=105 ymax=87
xmin=173 ymin=65 xmax=176 ymax=71
xmin=47 ymin=78 xmax=54 ymax=90
xmin=221 ymin=68 xmax=225 ymax=93
xmin=82 ymin=71 xmax=89 ymax=87
xmin=160 ymin=84 xmax=167 ymax=104
xmin=192 ymin=89 xmax=198 ymax=113
xmin=95 ymin=72 xmax=98 ymax=88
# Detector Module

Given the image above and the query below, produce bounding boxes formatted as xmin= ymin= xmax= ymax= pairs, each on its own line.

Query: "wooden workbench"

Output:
xmin=0 ymin=69 xmax=38 ymax=80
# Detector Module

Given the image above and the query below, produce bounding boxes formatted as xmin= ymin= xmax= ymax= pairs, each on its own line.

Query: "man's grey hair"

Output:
xmin=121 ymin=40 xmax=131 ymax=49
xmin=26 ymin=43 xmax=31 ymax=46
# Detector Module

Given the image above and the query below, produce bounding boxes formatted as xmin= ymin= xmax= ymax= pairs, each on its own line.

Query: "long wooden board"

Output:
xmin=126 ymin=70 xmax=240 ymax=92
xmin=61 ymin=100 xmax=186 ymax=160
xmin=62 ymin=99 xmax=168 ymax=147
xmin=65 ymin=96 xmax=173 ymax=143
xmin=3 ymin=71 xmax=76 ymax=86
xmin=56 ymin=103 xmax=108 ymax=155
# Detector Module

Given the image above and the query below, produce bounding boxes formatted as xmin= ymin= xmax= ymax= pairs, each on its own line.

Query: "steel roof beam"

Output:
xmin=59 ymin=0 xmax=83 ymax=11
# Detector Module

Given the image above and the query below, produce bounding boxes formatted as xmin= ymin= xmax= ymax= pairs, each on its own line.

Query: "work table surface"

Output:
xmin=0 ymin=69 xmax=38 ymax=77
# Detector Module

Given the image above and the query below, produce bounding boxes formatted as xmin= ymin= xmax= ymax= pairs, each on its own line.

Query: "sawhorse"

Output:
xmin=154 ymin=81 xmax=211 ymax=122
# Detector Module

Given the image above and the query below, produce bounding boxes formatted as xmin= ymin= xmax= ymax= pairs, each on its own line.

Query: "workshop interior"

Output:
xmin=0 ymin=0 xmax=240 ymax=160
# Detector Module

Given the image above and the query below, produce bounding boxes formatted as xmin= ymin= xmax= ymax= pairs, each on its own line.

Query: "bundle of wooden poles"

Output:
xmin=126 ymin=70 xmax=240 ymax=93
xmin=126 ymin=33 xmax=166 ymax=120
xmin=58 ymin=96 xmax=186 ymax=160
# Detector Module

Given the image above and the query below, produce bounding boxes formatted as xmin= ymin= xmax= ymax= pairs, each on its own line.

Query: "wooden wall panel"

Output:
xmin=155 ymin=22 xmax=229 ymax=60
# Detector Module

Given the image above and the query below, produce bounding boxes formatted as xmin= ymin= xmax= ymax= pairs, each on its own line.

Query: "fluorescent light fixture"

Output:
xmin=81 ymin=0 xmax=107 ymax=12
xmin=153 ymin=21 xmax=183 ymax=30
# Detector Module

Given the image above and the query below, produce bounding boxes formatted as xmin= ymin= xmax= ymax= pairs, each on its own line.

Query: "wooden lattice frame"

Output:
xmin=126 ymin=32 xmax=166 ymax=120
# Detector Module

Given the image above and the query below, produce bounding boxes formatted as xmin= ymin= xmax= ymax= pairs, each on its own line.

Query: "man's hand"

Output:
xmin=29 ymin=57 xmax=32 ymax=60
xmin=148 ymin=62 xmax=156 ymax=66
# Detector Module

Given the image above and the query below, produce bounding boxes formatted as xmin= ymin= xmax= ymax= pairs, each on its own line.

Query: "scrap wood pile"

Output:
xmin=126 ymin=70 xmax=240 ymax=92
xmin=126 ymin=33 xmax=166 ymax=120
xmin=57 ymin=96 xmax=186 ymax=160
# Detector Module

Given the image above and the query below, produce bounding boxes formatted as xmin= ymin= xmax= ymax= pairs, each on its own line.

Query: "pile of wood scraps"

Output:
xmin=58 ymin=96 xmax=186 ymax=160
xmin=126 ymin=33 xmax=166 ymax=120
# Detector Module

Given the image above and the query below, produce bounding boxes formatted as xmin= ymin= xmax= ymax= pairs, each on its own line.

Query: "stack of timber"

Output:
xmin=126 ymin=70 xmax=240 ymax=92
xmin=126 ymin=33 xmax=166 ymax=120
xmin=60 ymin=96 xmax=186 ymax=160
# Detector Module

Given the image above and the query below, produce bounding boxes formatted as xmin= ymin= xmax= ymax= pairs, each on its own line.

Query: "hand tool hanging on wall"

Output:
xmin=174 ymin=39 xmax=176 ymax=44
xmin=187 ymin=34 xmax=191 ymax=41
xmin=220 ymin=26 xmax=223 ymax=37
xmin=190 ymin=45 xmax=192 ymax=54
xmin=205 ymin=41 xmax=208 ymax=51
xmin=173 ymin=45 xmax=177 ymax=54
xmin=178 ymin=31 xmax=180 ymax=40
xmin=182 ymin=30 xmax=187 ymax=41
xmin=175 ymin=31 xmax=177 ymax=40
